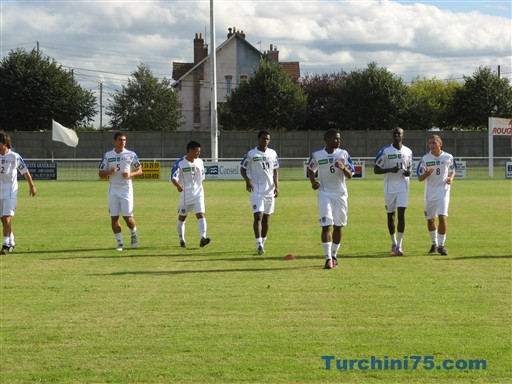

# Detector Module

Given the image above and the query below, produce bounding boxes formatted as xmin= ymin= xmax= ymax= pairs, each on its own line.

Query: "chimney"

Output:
xmin=265 ymin=44 xmax=279 ymax=62
xmin=194 ymin=33 xmax=208 ymax=63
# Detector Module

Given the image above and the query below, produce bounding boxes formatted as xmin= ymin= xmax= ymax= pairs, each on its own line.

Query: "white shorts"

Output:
xmin=318 ymin=192 xmax=348 ymax=227
xmin=0 ymin=198 xmax=17 ymax=216
xmin=424 ymin=198 xmax=450 ymax=220
xmin=385 ymin=190 xmax=409 ymax=213
xmin=250 ymin=194 xmax=275 ymax=215
xmin=178 ymin=198 xmax=205 ymax=217
xmin=108 ymin=186 xmax=134 ymax=217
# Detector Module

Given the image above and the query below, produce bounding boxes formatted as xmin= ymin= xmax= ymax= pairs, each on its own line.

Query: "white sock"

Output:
xmin=3 ymin=236 xmax=9 ymax=246
xmin=262 ymin=237 xmax=267 ymax=245
xmin=198 ymin=218 xmax=207 ymax=238
xmin=9 ymin=233 xmax=14 ymax=246
xmin=390 ymin=233 xmax=397 ymax=246
xmin=177 ymin=220 xmax=185 ymax=242
xmin=256 ymin=237 xmax=263 ymax=248
xmin=397 ymin=232 xmax=404 ymax=248
xmin=322 ymin=242 xmax=332 ymax=260
xmin=438 ymin=234 xmax=446 ymax=247
xmin=332 ymin=243 xmax=340 ymax=258
xmin=429 ymin=230 xmax=438 ymax=245
xmin=130 ymin=227 xmax=137 ymax=235
xmin=114 ymin=232 xmax=123 ymax=245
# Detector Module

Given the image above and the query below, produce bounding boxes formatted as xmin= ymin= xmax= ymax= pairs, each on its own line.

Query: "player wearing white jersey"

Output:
xmin=241 ymin=130 xmax=279 ymax=255
xmin=374 ymin=127 xmax=413 ymax=256
xmin=307 ymin=129 xmax=354 ymax=269
xmin=99 ymin=132 xmax=142 ymax=251
xmin=0 ymin=131 xmax=37 ymax=254
xmin=417 ymin=135 xmax=456 ymax=256
xmin=171 ymin=141 xmax=210 ymax=248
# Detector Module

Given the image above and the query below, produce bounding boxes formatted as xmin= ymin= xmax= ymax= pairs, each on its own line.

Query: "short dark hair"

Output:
xmin=324 ymin=128 xmax=339 ymax=140
xmin=258 ymin=130 xmax=270 ymax=139
xmin=0 ymin=130 xmax=12 ymax=148
xmin=113 ymin=131 xmax=126 ymax=140
xmin=187 ymin=141 xmax=201 ymax=152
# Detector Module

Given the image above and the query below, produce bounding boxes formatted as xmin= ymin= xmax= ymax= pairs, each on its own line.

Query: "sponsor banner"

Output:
xmin=134 ymin=161 xmax=161 ymax=180
xmin=18 ymin=162 xmax=58 ymax=180
xmin=506 ymin=162 xmax=512 ymax=179
xmin=205 ymin=161 xmax=241 ymax=180
xmin=304 ymin=161 xmax=366 ymax=179
xmin=489 ymin=118 xmax=512 ymax=136
xmin=412 ymin=160 xmax=466 ymax=179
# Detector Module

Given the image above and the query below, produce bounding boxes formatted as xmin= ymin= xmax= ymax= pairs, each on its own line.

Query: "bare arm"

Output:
xmin=23 ymin=172 xmax=37 ymax=196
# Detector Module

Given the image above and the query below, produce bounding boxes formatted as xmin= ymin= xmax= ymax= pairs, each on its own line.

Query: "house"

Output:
xmin=172 ymin=27 xmax=300 ymax=131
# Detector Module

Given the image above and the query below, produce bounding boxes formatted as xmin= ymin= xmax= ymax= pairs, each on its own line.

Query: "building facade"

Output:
xmin=172 ymin=27 xmax=300 ymax=131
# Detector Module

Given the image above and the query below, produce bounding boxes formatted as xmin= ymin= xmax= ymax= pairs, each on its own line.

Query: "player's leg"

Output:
xmin=250 ymin=194 xmax=265 ymax=254
xmin=120 ymin=191 xmax=137 ymax=249
xmin=195 ymin=207 xmax=210 ymax=248
xmin=331 ymin=195 xmax=348 ymax=266
xmin=319 ymin=193 xmax=334 ymax=268
xmin=108 ymin=190 xmax=124 ymax=250
xmin=385 ymin=193 xmax=397 ymax=253
xmin=425 ymin=199 xmax=439 ymax=254
xmin=261 ymin=195 xmax=275 ymax=246
xmin=1 ymin=215 xmax=12 ymax=254
xmin=436 ymin=198 xmax=450 ymax=254
xmin=394 ymin=190 xmax=409 ymax=256
xmin=1 ymin=199 xmax=16 ymax=253
xmin=177 ymin=214 xmax=187 ymax=248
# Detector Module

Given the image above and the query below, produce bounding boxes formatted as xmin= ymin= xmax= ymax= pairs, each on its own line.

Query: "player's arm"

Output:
xmin=98 ymin=157 xmax=115 ymax=179
xmin=23 ymin=171 xmax=37 ymax=196
xmin=446 ymin=170 xmax=456 ymax=185
xmin=240 ymin=167 xmax=253 ymax=192
xmin=127 ymin=164 xmax=143 ymax=179
xmin=273 ymin=168 xmax=279 ymax=197
xmin=337 ymin=158 xmax=354 ymax=179
xmin=307 ymin=167 xmax=320 ymax=190
xmin=417 ymin=160 xmax=433 ymax=182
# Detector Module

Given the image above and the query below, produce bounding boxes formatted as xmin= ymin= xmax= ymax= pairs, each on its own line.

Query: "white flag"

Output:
xmin=52 ymin=120 xmax=79 ymax=147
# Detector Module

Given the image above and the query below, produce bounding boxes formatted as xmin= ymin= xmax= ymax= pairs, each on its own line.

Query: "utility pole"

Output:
xmin=99 ymin=82 xmax=103 ymax=130
xmin=210 ymin=0 xmax=218 ymax=161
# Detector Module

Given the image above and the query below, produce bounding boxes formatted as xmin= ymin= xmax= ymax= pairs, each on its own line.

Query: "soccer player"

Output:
xmin=99 ymin=132 xmax=142 ymax=251
xmin=0 ymin=131 xmax=37 ymax=254
xmin=240 ymin=130 xmax=279 ymax=255
xmin=307 ymin=129 xmax=354 ymax=269
xmin=374 ymin=127 xmax=413 ymax=256
xmin=170 ymin=141 xmax=210 ymax=248
xmin=417 ymin=135 xmax=457 ymax=256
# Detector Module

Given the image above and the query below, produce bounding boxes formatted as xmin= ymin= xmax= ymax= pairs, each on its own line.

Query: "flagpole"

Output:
xmin=210 ymin=0 xmax=218 ymax=161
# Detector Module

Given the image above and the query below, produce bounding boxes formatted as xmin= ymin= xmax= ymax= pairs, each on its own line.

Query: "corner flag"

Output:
xmin=52 ymin=120 xmax=79 ymax=147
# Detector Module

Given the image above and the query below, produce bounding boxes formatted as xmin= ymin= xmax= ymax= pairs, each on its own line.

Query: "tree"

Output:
xmin=107 ymin=63 xmax=182 ymax=131
xmin=219 ymin=58 xmax=307 ymax=131
xmin=404 ymin=77 xmax=460 ymax=130
xmin=0 ymin=48 xmax=96 ymax=131
xmin=330 ymin=62 xmax=409 ymax=130
xmin=447 ymin=66 xmax=512 ymax=130
xmin=300 ymin=71 xmax=347 ymax=130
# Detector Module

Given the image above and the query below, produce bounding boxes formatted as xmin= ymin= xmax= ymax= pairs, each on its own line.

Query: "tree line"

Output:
xmin=1 ymin=48 xmax=511 ymax=132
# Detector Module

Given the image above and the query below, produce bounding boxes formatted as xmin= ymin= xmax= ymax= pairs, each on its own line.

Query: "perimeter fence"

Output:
xmin=22 ymin=157 xmax=512 ymax=181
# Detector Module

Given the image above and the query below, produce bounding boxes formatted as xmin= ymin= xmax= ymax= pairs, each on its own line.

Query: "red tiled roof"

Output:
xmin=279 ymin=62 xmax=300 ymax=82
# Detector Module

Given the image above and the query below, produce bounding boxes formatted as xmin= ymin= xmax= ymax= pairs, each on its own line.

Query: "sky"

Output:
xmin=1 ymin=0 xmax=511 ymax=128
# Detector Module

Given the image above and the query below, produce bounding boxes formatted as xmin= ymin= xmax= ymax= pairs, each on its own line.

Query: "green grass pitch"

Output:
xmin=1 ymin=177 xmax=511 ymax=383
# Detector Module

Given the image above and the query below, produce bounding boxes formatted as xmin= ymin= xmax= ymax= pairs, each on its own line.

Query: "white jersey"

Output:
xmin=307 ymin=147 xmax=354 ymax=195
xmin=374 ymin=144 xmax=413 ymax=194
xmin=0 ymin=149 xmax=30 ymax=199
xmin=417 ymin=151 xmax=457 ymax=201
xmin=170 ymin=157 xmax=205 ymax=204
xmin=99 ymin=148 xmax=141 ymax=190
xmin=240 ymin=147 xmax=279 ymax=196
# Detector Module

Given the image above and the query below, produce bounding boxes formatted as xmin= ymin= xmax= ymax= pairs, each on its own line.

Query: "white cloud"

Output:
xmin=1 ymin=0 xmax=510 ymax=127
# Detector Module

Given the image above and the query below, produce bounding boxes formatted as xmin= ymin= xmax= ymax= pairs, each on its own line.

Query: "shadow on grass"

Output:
xmin=90 ymin=265 xmax=320 ymax=276
xmin=438 ymin=255 xmax=512 ymax=260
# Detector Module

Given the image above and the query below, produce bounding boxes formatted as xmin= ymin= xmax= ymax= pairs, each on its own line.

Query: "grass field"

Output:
xmin=1 ymin=177 xmax=511 ymax=383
